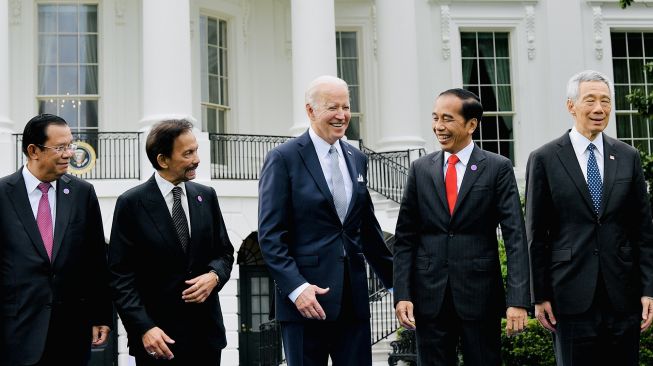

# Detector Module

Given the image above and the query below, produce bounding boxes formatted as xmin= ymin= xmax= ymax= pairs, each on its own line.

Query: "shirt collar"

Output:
xmin=309 ymin=126 xmax=344 ymax=158
xmin=22 ymin=164 xmax=57 ymax=193
xmin=443 ymin=140 xmax=475 ymax=167
xmin=154 ymin=171 xmax=187 ymax=198
xmin=569 ymin=127 xmax=604 ymax=157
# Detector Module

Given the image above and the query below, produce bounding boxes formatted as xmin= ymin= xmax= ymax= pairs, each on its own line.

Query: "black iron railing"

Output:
xmin=209 ymin=133 xmax=292 ymax=180
xmin=361 ymin=146 xmax=426 ymax=203
xmin=259 ymin=320 xmax=284 ymax=366
xmin=14 ymin=132 xmax=141 ymax=180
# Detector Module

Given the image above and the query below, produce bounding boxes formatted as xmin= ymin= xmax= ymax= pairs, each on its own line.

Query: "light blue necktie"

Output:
xmin=329 ymin=145 xmax=348 ymax=222
xmin=587 ymin=143 xmax=603 ymax=216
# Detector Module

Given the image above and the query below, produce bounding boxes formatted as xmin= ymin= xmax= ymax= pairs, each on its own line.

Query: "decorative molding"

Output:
xmin=371 ymin=1 xmax=378 ymax=58
xmin=525 ymin=5 xmax=535 ymax=60
xmin=440 ymin=5 xmax=451 ymax=60
xmin=592 ymin=5 xmax=603 ymax=60
xmin=9 ymin=0 xmax=21 ymax=25
xmin=242 ymin=0 xmax=251 ymax=46
xmin=115 ymin=0 xmax=126 ymax=25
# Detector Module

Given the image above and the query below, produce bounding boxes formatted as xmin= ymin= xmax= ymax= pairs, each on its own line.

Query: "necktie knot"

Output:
xmin=38 ymin=182 xmax=51 ymax=195
xmin=587 ymin=143 xmax=596 ymax=152
xmin=172 ymin=186 xmax=182 ymax=201
xmin=448 ymin=154 xmax=460 ymax=165
xmin=329 ymin=145 xmax=338 ymax=155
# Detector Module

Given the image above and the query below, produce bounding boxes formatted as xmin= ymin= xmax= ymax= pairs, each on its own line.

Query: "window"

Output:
xmin=611 ymin=32 xmax=653 ymax=153
xmin=336 ymin=31 xmax=362 ymax=140
xmin=200 ymin=15 xmax=229 ymax=134
xmin=460 ymin=32 xmax=514 ymax=163
xmin=37 ymin=4 xmax=99 ymax=133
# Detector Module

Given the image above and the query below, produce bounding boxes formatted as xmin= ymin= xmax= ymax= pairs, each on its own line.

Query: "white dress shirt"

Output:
xmin=443 ymin=140 xmax=475 ymax=191
xmin=23 ymin=165 xmax=57 ymax=228
xmin=288 ymin=128 xmax=354 ymax=303
xmin=154 ymin=172 xmax=192 ymax=236
xmin=569 ymin=127 xmax=604 ymax=182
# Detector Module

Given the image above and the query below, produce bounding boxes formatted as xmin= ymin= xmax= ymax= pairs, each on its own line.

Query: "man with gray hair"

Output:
xmin=526 ymin=70 xmax=653 ymax=365
xmin=258 ymin=75 xmax=393 ymax=365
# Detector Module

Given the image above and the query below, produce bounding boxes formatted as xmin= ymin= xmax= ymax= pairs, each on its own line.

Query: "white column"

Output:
xmin=375 ymin=0 xmax=424 ymax=151
xmin=0 ymin=0 xmax=15 ymax=177
xmin=289 ymin=0 xmax=337 ymax=135
xmin=140 ymin=0 xmax=210 ymax=181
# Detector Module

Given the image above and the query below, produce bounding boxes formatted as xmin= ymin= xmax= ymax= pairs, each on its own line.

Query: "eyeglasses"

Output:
xmin=37 ymin=143 xmax=78 ymax=154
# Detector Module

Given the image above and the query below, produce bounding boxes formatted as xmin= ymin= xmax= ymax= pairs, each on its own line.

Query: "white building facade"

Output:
xmin=1 ymin=0 xmax=653 ymax=365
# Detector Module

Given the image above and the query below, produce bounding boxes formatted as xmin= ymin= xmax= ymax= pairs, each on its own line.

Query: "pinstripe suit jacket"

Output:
xmin=394 ymin=145 xmax=530 ymax=320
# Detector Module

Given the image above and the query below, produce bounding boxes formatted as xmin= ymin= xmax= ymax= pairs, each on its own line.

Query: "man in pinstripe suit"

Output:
xmin=393 ymin=89 xmax=531 ymax=365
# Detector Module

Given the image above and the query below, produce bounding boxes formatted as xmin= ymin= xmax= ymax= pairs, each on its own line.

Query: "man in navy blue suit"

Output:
xmin=258 ymin=75 xmax=393 ymax=366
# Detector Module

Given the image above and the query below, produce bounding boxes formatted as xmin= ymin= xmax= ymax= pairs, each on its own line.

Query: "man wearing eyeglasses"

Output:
xmin=0 ymin=114 xmax=112 ymax=365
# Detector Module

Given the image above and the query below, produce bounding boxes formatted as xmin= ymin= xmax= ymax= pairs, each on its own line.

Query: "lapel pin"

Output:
xmin=470 ymin=164 xmax=477 ymax=171
xmin=63 ymin=188 xmax=70 ymax=195
xmin=347 ymin=150 xmax=352 ymax=155
xmin=609 ymin=155 xmax=615 ymax=160
xmin=197 ymin=195 xmax=203 ymax=202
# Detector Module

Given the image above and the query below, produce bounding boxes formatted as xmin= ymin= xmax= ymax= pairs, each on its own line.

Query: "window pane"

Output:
xmin=645 ymin=33 xmax=653 ymax=57
xmin=461 ymin=33 xmax=477 ymax=58
xmin=58 ymin=66 xmax=78 ymax=94
xmin=59 ymin=35 xmax=78 ymax=64
xmin=79 ymin=100 xmax=98 ymax=129
xmin=208 ymin=18 xmax=218 ymax=45
xmin=499 ymin=140 xmax=514 ymax=161
xmin=80 ymin=35 xmax=97 ymax=63
xmin=339 ymin=32 xmax=357 ymax=58
xmin=209 ymin=75 xmax=219 ymax=104
xmin=481 ymin=117 xmax=498 ymax=140
xmin=630 ymin=59 xmax=644 ymax=84
xmin=616 ymin=114 xmax=632 ymax=138
xmin=219 ymin=20 xmax=227 ymax=48
xmin=632 ymin=114 xmax=648 ymax=138
xmin=462 ymin=59 xmax=478 ymax=84
xmin=496 ymin=59 xmax=510 ymax=84
xmin=39 ymin=100 xmax=58 ymax=115
xmin=38 ymin=66 xmax=57 ymax=94
xmin=60 ymin=101 xmax=78 ymax=127
xmin=611 ymin=33 xmax=627 ymax=58
xmin=39 ymin=5 xmax=57 ymax=33
xmin=58 ymin=5 xmax=78 ymax=33
xmin=465 ymin=85 xmax=480 ymax=98
xmin=495 ymin=33 xmax=509 ymax=57
xmin=220 ymin=49 xmax=228 ymax=76
xmin=346 ymin=116 xmax=360 ymax=140
xmin=627 ymin=33 xmax=643 ymax=57
xmin=499 ymin=116 xmax=513 ymax=139
xmin=208 ymin=46 xmax=218 ymax=74
xmin=634 ymin=139 xmax=649 ymax=154
xmin=477 ymin=33 xmax=494 ymax=58
xmin=497 ymin=86 xmax=512 ymax=111
xmin=615 ymin=85 xmax=630 ymax=110
xmin=79 ymin=5 xmax=97 ymax=33
xmin=80 ymin=65 xmax=98 ymax=94
xmin=341 ymin=60 xmax=358 ymax=84
xmin=612 ymin=59 xmax=628 ymax=84
xmin=480 ymin=86 xmax=497 ymax=111
xmin=478 ymin=58 xmax=495 ymax=85
xmin=39 ymin=35 xmax=58 ymax=64
xmin=349 ymin=86 xmax=360 ymax=113
xmin=261 ymin=277 xmax=269 ymax=295
xmin=483 ymin=141 xmax=498 ymax=154
xmin=220 ymin=77 xmax=229 ymax=105
xmin=472 ymin=128 xmax=480 ymax=141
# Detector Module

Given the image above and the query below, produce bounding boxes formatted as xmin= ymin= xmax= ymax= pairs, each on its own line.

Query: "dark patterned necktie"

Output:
xmin=172 ymin=186 xmax=190 ymax=253
xmin=587 ymin=143 xmax=603 ymax=216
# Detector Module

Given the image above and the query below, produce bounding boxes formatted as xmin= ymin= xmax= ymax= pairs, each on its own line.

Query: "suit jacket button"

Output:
xmin=444 ymin=260 xmax=449 ymax=266
xmin=593 ymin=249 xmax=599 ymax=255
xmin=448 ymin=232 xmax=454 ymax=238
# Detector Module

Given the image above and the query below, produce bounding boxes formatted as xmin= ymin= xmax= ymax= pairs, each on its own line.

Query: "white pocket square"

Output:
xmin=357 ymin=174 xmax=365 ymax=182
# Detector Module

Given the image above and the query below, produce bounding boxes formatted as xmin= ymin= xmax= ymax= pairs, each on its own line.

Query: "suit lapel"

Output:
xmin=185 ymin=182 xmax=203 ymax=266
xmin=7 ymin=170 xmax=51 ymax=262
xmin=431 ymin=151 xmax=448 ymax=210
xmin=600 ymin=136 xmax=618 ymax=218
xmin=453 ymin=145 xmax=486 ymax=216
xmin=51 ymin=175 xmax=73 ymax=262
xmin=142 ymin=175 xmax=185 ymax=255
xmin=297 ymin=132 xmax=339 ymax=218
xmin=339 ymin=140 xmax=358 ymax=222
xmin=555 ymin=134 xmax=595 ymax=214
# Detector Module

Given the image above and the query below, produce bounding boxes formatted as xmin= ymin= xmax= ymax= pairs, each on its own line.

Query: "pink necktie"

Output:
xmin=37 ymin=182 xmax=53 ymax=260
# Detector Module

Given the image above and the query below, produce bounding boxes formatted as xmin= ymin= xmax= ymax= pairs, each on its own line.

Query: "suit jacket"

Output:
xmin=0 ymin=169 xmax=112 ymax=366
xmin=526 ymin=132 xmax=653 ymax=315
xmin=258 ymin=131 xmax=393 ymax=322
xmin=394 ymin=145 xmax=530 ymax=321
xmin=108 ymin=175 xmax=234 ymax=354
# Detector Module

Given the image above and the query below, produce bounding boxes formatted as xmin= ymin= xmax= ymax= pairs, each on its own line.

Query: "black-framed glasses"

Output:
xmin=37 ymin=143 xmax=78 ymax=154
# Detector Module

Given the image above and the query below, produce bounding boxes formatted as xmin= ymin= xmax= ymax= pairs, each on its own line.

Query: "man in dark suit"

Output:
xmin=393 ymin=89 xmax=530 ymax=366
xmin=258 ymin=75 xmax=393 ymax=366
xmin=526 ymin=70 xmax=653 ymax=366
xmin=109 ymin=119 xmax=234 ymax=365
xmin=0 ymin=114 xmax=112 ymax=366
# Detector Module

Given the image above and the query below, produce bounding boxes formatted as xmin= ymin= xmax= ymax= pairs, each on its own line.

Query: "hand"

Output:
xmin=91 ymin=325 xmax=111 ymax=346
xmin=294 ymin=285 xmax=330 ymax=320
xmin=641 ymin=296 xmax=653 ymax=332
xmin=395 ymin=301 xmax=416 ymax=330
xmin=505 ymin=307 xmax=528 ymax=337
xmin=142 ymin=327 xmax=175 ymax=360
xmin=182 ymin=272 xmax=219 ymax=303
xmin=535 ymin=301 xmax=557 ymax=332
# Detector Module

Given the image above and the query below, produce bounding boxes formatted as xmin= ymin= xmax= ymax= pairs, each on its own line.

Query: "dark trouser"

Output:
xmin=134 ymin=346 xmax=222 ymax=366
xmin=34 ymin=310 xmax=91 ymax=366
xmin=281 ymin=259 xmax=372 ymax=366
xmin=553 ymin=274 xmax=640 ymax=366
xmin=415 ymin=284 xmax=501 ymax=366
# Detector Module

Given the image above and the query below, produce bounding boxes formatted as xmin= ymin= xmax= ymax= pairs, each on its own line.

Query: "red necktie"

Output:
xmin=445 ymin=155 xmax=459 ymax=215
xmin=36 ymin=182 xmax=54 ymax=260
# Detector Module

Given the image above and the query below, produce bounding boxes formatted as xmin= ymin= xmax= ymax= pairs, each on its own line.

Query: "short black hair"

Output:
xmin=438 ymin=88 xmax=483 ymax=123
xmin=22 ymin=114 xmax=68 ymax=156
xmin=146 ymin=119 xmax=194 ymax=170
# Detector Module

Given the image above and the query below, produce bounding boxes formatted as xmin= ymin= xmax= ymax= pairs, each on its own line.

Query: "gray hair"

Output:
xmin=305 ymin=75 xmax=349 ymax=110
xmin=566 ymin=70 xmax=614 ymax=102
